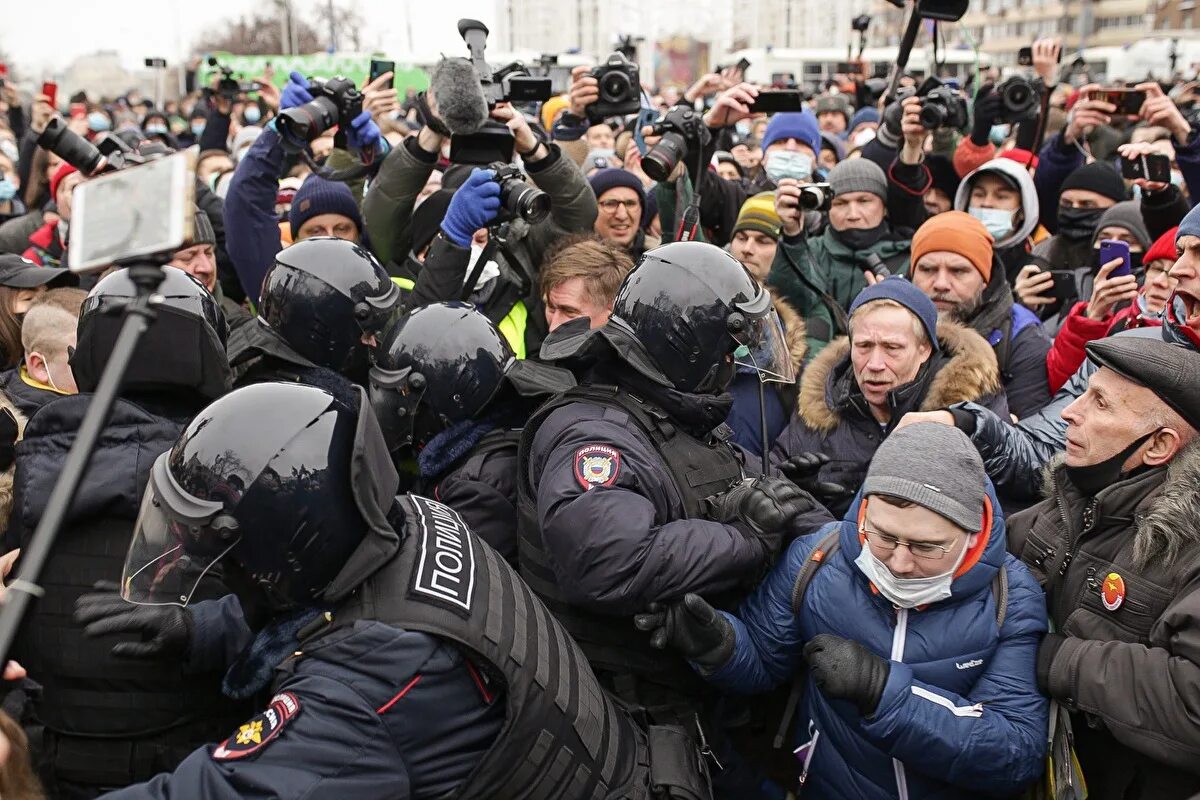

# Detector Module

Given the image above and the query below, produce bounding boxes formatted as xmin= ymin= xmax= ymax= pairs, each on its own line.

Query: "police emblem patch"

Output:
xmin=212 ymin=692 xmax=302 ymax=761
xmin=574 ymin=444 xmax=621 ymax=489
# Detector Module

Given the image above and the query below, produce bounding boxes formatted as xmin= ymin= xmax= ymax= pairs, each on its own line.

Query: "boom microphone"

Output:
xmin=431 ymin=58 xmax=490 ymax=135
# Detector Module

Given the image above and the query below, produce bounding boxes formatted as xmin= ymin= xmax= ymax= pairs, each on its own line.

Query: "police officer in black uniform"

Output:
xmin=75 ymin=381 xmax=708 ymax=799
xmin=369 ymin=301 xmax=574 ymax=562
xmin=5 ymin=267 xmax=247 ymax=798
xmin=518 ymin=240 xmax=834 ymax=797
xmin=227 ymin=237 xmax=400 ymax=388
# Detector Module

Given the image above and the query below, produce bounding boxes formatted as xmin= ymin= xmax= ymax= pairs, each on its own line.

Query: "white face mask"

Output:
xmin=465 ymin=244 xmax=501 ymax=291
xmin=853 ymin=536 xmax=969 ymax=609
xmin=765 ymin=150 xmax=814 ymax=184
xmin=968 ymin=206 xmax=1016 ymax=241
xmin=853 ymin=128 xmax=877 ymax=148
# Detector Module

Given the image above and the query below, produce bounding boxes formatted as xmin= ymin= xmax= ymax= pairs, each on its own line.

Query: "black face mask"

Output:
xmin=834 ymin=221 xmax=889 ymax=251
xmin=1063 ymin=429 xmax=1158 ymax=496
xmin=1058 ymin=206 xmax=1105 ymax=241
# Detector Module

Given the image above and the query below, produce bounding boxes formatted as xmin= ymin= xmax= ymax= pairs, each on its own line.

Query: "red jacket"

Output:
xmin=21 ymin=221 xmax=65 ymax=267
xmin=1045 ymin=301 xmax=1162 ymax=392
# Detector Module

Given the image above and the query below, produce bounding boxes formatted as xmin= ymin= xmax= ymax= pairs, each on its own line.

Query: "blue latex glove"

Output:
xmin=441 ymin=169 xmax=501 ymax=247
xmin=281 ymin=71 xmax=314 ymax=111
xmin=347 ymin=110 xmax=382 ymax=152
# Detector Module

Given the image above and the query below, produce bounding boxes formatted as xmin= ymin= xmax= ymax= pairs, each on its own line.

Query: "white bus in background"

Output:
xmin=724 ymin=47 xmax=992 ymax=91
xmin=1069 ymin=38 xmax=1200 ymax=84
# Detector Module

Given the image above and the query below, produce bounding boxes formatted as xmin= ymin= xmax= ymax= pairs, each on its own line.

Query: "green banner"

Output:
xmin=201 ymin=53 xmax=429 ymax=95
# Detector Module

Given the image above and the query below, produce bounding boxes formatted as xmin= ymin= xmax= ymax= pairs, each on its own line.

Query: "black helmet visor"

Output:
xmin=731 ymin=290 xmax=795 ymax=385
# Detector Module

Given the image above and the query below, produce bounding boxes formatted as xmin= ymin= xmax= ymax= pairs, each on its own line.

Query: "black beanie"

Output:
xmin=925 ymin=155 xmax=961 ymax=200
xmin=410 ymin=189 xmax=455 ymax=255
xmin=1060 ymin=162 xmax=1127 ymax=204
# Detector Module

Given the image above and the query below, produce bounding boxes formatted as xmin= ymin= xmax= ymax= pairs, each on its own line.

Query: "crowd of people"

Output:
xmin=0 ymin=19 xmax=1196 ymax=800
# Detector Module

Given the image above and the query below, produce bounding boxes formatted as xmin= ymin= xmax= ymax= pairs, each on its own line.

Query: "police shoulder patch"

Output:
xmin=574 ymin=444 xmax=621 ymax=489
xmin=212 ymin=692 xmax=301 ymax=761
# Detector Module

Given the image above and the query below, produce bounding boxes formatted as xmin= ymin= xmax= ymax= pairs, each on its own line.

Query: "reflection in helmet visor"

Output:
xmin=121 ymin=486 xmax=239 ymax=607
xmin=732 ymin=305 xmax=796 ymax=385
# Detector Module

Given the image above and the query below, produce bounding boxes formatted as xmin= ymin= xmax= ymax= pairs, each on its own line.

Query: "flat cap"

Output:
xmin=1086 ymin=336 xmax=1200 ymax=433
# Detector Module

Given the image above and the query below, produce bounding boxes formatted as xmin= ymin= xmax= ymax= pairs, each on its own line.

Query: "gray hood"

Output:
xmin=954 ymin=158 xmax=1040 ymax=251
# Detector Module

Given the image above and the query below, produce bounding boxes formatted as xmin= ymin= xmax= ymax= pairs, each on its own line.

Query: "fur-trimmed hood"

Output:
xmin=798 ymin=318 xmax=1001 ymax=433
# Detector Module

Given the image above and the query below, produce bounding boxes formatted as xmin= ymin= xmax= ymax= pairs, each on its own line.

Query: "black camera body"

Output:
xmin=643 ymin=105 xmax=711 ymax=183
xmin=900 ymin=79 xmax=969 ymax=132
xmin=37 ymin=118 xmax=143 ymax=176
xmin=588 ymin=52 xmax=641 ymax=122
xmin=798 ymin=183 xmax=834 ymax=213
xmin=277 ymin=76 xmax=363 ymax=149
xmin=459 ymin=18 xmax=552 ymax=107
xmin=488 ymin=162 xmax=551 ymax=224
xmin=995 ymin=76 xmax=1039 ymax=123
xmin=206 ymin=57 xmax=258 ymax=100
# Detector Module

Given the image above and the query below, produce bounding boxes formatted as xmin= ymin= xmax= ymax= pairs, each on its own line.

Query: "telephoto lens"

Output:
xmin=278 ymin=97 xmax=339 ymax=148
xmin=642 ymin=132 xmax=687 ymax=182
xmin=37 ymin=118 xmax=105 ymax=175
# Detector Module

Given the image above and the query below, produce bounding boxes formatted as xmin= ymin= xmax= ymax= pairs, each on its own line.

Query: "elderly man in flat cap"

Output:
xmin=1007 ymin=336 xmax=1200 ymax=800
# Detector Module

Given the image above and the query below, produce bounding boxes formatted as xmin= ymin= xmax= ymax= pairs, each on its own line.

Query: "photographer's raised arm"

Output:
xmin=1035 ymin=85 xmax=1112 ymax=233
xmin=888 ymin=95 xmax=933 ymax=232
xmin=1137 ymin=81 xmax=1200 ymax=209
xmin=223 ymin=123 xmax=286 ymax=303
xmin=362 ymin=125 xmax=444 ymax=268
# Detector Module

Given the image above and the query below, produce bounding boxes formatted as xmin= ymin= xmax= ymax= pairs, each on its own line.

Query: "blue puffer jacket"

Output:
xmin=705 ymin=485 xmax=1049 ymax=799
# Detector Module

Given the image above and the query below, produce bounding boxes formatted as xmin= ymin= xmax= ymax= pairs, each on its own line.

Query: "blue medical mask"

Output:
xmin=0 ymin=178 xmax=15 ymax=203
xmin=988 ymin=124 xmax=1011 ymax=147
xmin=765 ymin=150 xmax=814 ymax=184
xmin=191 ymin=121 xmax=206 ymax=136
xmin=968 ymin=206 xmax=1016 ymax=241
xmin=87 ymin=112 xmax=111 ymax=132
xmin=243 ymin=106 xmax=262 ymax=124
xmin=145 ymin=124 xmax=168 ymax=136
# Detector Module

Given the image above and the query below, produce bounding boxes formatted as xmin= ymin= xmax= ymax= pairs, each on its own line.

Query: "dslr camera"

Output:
xmin=488 ymin=162 xmax=551 ymax=225
xmin=588 ymin=52 xmax=641 ymax=122
xmin=994 ymin=76 xmax=1039 ymax=122
xmin=798 ymin=183 xmax=834 ymax=213
xmin=38 ymin=118 xmax=144 ymax=176
xmin=642 ymin=105 xmax=711 ymax=183
xmin=277 ymin=76 xmax=363 ymax=149
xmin=899 ymin=78 xmax=969 ymax=132
xmin=459 ymin=19 xmax=552 ymax=107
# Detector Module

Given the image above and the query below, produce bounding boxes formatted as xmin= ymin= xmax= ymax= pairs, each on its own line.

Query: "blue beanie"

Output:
xmin=589 ymin=168 xmax=645 ymax=208
xmin=1178 ymin=202 xmax=1200 ymax=244
xmin=848 ymin=276 xmax=941 ymax=353
xmin=760 ymin=110 xmax=821 ymax=155
xmin=849 ymin=106 xmax=881 ymax=131
xmin=289 ymin=176 xmax=364 ymax=239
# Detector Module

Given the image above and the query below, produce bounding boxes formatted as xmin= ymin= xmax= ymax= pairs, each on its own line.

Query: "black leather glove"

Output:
xmin=74 ymin=581 xmax=192 ymax=661
xmin=970 ymin=83 xmax=1005 ymax=146
xmin=634 ymin=593 xmax=735 ymax=669
xmin=706 ymin=478 xmax=819 ymax=560
xmin=804 ymin=634 xmax=890 ymax=716
xmin=778 ymin=453 xmax=852 ymax=506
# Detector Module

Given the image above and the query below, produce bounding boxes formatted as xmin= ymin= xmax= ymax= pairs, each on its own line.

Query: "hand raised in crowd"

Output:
xmin=29 ymin=94 xmax=55 ymax=135
xmin=1085 ymin=255 xmax=1140 ymax=321
xmin=567 ymin=65 xmax=599 ymax=118
xmin=683 ymin=72 xmax=728 ymax=105
xmin=703 ymin=82 xmax=759 ymax=129
xmin=969 ymin=83 xmax=1003 ymax=145
xmin=346 ymin=111 xmax=382 ymax=153
xmin=1117 ymin=141 xmax=1171 ymax=194
xmin=1014 ymin=264 xmax=1056 ymax=309
xmin=774 ymin=178 xmax=807 ymax=237
xmin=899 ymin=94 xmax=929 ymax=165
xmin=254 ymin=76 xmax=281 ymax=112
xmin=1137 ymin=81 xmax=1193 ymax=146
xmin=633 ymin=593 xmax=735 ymax=669
xmin=440 ymin=168 xmax=501 ymax=247
xmin=491 ymin=103 xmax=545 ymax=160
xmin=1032 ymin=37 xmax=1063 ymax=88
xmin=1065 ymin=84 xmax=1115 ymax=145
xmin=280 ymin=71 xmax=314 ymax=112
xmin=363 ymin=71 xmax=399 ymax=123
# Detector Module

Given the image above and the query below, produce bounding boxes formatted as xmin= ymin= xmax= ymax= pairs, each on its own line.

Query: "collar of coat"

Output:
xmin=798 ymin=318 xmax=1001 ymax=433
xmin=1044 ymin=439 xmax=1200 ymax=570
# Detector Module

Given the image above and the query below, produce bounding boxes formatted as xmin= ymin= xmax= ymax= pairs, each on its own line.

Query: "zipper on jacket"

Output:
xmin=891 ymin=608 xmax=909 ymax=800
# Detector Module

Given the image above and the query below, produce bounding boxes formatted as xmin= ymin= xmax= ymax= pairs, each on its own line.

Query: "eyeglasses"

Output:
xmin=860 ymin=524 xmax=957 ymax=561
xmin=598 ymin=198 xmax=640 ymax=214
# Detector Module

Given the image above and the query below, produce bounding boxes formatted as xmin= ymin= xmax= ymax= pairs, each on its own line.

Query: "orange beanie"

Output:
xmin=911 ymin=210 xmax=995 ymax=282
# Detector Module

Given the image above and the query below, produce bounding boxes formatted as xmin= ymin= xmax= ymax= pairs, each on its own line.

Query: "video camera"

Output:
xmin=459 ymin=19 xmax=552 ymax=108
xmin=642 ymin=105 xmax=711 ymax=183
xmin=205 ymin=57 xmax=260 ymax=100
xmin=588 ymin=52 xmax=641 ymax=123
xmin=277 ymin=76 xmax=363 ymax=151
xmin=897 ymin=77 xmax=969 ymax=131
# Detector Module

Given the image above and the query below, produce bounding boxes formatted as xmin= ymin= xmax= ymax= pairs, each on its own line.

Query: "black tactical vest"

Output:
xmin=321 ymin=494 xmax=654 ymax=800
xmin=515 ymin=384 xmax=744 ymax=708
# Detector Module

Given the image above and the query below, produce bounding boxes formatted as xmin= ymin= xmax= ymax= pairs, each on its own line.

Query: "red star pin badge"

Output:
xmin=1101 ymin=572 xmax=1126 ymax=612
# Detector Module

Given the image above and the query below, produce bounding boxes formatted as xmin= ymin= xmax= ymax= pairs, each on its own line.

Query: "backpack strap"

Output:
xmin=790 ymin=530 xmax=841 ymax=615
xmin=992 ymin=563 xmax=1008 ymax=629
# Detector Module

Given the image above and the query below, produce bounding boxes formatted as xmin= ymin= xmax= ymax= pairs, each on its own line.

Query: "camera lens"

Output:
xmin=642 ymin=131 xmax=688 ymax=183
xmin=919 ymin=101 xmax=947 ymax=130
xmin=999 ymin=77 xmax=1036 ymax=118
xmin=278 ymin=97 xmax=339 ymax=148
xmin=600 ymin=71 xmax=631 ymax=103
xmin=799 ymin=186 xmax=830 ymax=211
xmin=498 ymin=175 xmax=551 ymax=224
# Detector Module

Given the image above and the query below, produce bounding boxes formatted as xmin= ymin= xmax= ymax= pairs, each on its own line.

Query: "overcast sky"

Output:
xmin=1 ymin=0 xmax=498 ymax=77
